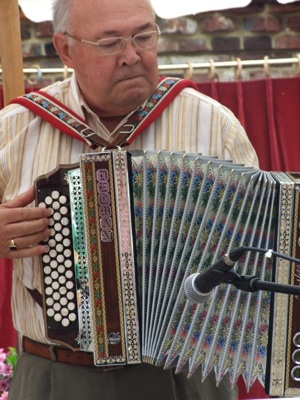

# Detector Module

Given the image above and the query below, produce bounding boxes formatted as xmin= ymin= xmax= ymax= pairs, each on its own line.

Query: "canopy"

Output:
xmin=18 ymin=0 xmax=300 ymax=22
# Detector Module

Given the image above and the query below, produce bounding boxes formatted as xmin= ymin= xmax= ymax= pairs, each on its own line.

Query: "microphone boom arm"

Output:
xmin=227 ymin=272 xmax=300 ymax=296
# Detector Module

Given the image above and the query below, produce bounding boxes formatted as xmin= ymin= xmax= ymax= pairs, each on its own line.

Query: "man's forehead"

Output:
xmin=71 ymin=0 xmax=154 ymax=16
xmin=98 ymin=22 xmax=155 ymax=36
xmin=69 ymin=0 xmax=155 ymax=32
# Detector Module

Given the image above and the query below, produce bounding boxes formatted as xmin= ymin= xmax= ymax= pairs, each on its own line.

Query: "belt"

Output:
xmin=22 ymin=336 xmax=123 ymax=370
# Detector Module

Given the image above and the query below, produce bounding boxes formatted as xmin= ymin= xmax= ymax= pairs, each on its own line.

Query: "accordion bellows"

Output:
xmin=34 ymin=150 xmax=300 ymax=397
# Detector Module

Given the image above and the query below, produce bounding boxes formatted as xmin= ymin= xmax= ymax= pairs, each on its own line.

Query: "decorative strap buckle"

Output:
xmin=118 ymin=124 xmax=135 ymax=135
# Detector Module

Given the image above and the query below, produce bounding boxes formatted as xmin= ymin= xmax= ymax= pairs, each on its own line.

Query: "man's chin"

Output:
xmin=122 ymin=82 xmax=154 ymax=102
xmin=119 ymin=75 xmax=148 ymax=90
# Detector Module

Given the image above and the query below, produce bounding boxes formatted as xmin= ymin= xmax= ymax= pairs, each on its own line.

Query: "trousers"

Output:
xmin=8 ymin=352 xmax=238 ymax=400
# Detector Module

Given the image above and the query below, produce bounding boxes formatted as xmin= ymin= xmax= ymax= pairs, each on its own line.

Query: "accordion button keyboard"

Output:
xmin=34 ymin=164 xmax=81 ymax=349
xmin=38 ymin=191 xmax=78 ymax=332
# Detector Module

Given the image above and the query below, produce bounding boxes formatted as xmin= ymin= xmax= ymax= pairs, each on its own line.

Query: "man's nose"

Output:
xmin=118 ymin=40 xmax=141 ymax=65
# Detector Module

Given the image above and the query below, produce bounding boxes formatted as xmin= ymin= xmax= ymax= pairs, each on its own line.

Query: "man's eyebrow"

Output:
xmin=99 ymin=22 xmax=155 ymax=36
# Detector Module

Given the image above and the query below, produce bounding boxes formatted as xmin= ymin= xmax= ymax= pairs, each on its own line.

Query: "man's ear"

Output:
xmin=53 ymin=33 xmax=74 ymax=68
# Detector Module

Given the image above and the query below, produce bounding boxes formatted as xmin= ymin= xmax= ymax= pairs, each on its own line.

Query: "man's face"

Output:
xmin=54 ymin=0 xmax=159 ymax=119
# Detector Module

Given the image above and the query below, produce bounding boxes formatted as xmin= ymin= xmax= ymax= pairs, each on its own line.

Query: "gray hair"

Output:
xmin=52 ymin=0 xmax=73 ymax=33
xmin=52 ymin=0 xmax=155 ymax=33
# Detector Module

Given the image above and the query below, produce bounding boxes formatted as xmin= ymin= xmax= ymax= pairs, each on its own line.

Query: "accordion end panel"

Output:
xmin=35 ymin=163 xmax=81 ymax=351
xmin=267 ymin=172 xmax=300 ymax=398
xmin=286 ymin=181 xmax=300 ymax=397
xmin=35 ymin=152 xmax=141 ymax=366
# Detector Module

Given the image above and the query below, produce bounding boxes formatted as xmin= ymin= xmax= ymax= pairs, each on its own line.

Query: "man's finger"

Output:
xmin=1 ymin=187 xmax=35 ymax=209
xmin=0 ymin=206 xmax=52 ymax=225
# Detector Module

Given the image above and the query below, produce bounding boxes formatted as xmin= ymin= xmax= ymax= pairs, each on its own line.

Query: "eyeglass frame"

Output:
xmin=64 ymin=24 xmax=161 ymax=55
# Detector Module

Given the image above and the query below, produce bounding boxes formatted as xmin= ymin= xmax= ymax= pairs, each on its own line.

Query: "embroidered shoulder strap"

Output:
xmin=10 ymin=76 xmax=198 ymax=149
xmin=125 ymin=77 xmax=198 ymax=145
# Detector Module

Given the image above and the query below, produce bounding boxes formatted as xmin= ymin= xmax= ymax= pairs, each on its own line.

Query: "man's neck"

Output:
xmin=100 ymin=115 xmax=127 ymax=133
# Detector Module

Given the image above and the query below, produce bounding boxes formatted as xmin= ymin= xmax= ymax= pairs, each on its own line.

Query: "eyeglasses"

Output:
xmin=64 ymin=25 xmax=161 ymax=55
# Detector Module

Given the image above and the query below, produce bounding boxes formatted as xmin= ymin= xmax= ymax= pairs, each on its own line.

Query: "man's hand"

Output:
xmin=0 ymin=187 xmax=51 ymax=259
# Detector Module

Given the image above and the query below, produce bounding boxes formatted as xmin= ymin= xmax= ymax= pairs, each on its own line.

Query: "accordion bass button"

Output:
xmin=292 ymin=349 xmax=300 ymax=364
xmin=291 ymin=365 xmax=300 ymax=381
xmin=293 ymin=332 xmax=300 ymax=347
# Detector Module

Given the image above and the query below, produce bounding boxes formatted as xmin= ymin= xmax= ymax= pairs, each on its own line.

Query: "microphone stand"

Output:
xmin=225 ymin=271 xmax=300 ymax=296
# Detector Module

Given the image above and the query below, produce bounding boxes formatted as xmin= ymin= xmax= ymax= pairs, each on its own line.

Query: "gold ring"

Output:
xmin=8 ymin=239 xmax=18 ymax=251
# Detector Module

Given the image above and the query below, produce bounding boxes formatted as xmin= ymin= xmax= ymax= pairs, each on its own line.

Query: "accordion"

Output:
xmin=34 ymin=150 xmax=300 ymax=397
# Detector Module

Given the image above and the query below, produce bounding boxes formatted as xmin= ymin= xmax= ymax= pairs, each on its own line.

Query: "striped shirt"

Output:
xmin=0 ymin=73 xmax=258 ymax=343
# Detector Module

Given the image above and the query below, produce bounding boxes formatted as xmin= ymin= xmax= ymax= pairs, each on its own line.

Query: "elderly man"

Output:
xmin=0 ymin=0 xmax=258 ymax=399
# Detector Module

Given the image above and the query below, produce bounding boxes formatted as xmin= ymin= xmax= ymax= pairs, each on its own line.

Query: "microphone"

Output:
xmin=185 ymin=245 xmax=300 ymax=303
xmin=184 ymin=247 xmax=245 ymax=303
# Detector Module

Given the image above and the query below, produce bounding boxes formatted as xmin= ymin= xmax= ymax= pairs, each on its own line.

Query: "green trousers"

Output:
xmin=8 ymin=353 xmax=238 ymax=400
